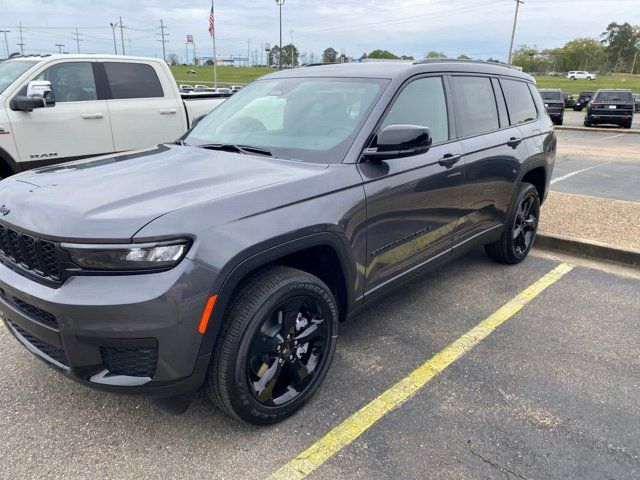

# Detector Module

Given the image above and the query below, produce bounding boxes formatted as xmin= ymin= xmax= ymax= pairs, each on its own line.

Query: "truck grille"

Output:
xmin=100 ymin=346 xmax=158 ymax=378
xmin=8 ymin=320 xmax=69 ymax=367
xmin=0 ymin=225 xmax=62 ymax=282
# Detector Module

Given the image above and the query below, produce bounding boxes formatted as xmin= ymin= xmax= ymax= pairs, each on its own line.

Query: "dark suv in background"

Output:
xmin=585 ymin=89 xmax=635 ymax=128
xmin=574 ymin=91 xmax=594 ymax=111
xmin=539 ymin=88 xmax=565 ymax=125
xmin=0 ymin=60 xmax=556 ymax=424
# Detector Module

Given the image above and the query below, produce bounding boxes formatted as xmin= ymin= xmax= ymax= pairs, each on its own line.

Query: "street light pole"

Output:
xmin=55 ymin=43 xmax=64 ymax=54
xmin=275 ymin=0 xmax=285 ymax=70
xmin=109 ymin=22 xmax=118 ymax=55
xmin=290 ymin=29 xmax=294 ymax=68
xmin=507 ymin=0 xmax=524 ymax=65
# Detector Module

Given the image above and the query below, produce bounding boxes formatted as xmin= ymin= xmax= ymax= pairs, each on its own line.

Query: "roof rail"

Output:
xmin=413 ymin=58 xmax=521 ymax=70
xmin=303 ymin=62 xmax=339 ymax=67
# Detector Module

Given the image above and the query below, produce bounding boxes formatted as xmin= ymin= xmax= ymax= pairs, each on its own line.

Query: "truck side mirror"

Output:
xmin=362 ymin=124 xmax=432 ymax=161
xmin=11 ymin=81 xmax=56 ymax=112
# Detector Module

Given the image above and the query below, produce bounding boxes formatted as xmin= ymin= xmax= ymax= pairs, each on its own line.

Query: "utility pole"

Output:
xmin=119 ymin=17 xmax=125 ymax=56
xmin=72 ymin=28 xmax=82 ymax=54
xmin=55 ymin=43 xmax=64 ymax=54
xmin=507 ymin=0 xmax=524 ymax=65
xmin=290 ymin=29 xmax=295 ymax=68
xmin=247 ymin=39 xmax=251 ymax=67
xmin=0 ymin=30 xmax=10 ymax=59
xmin=632 ymin=51 xmax=638 ymax=75
xmin=17 ymin=23 xmax=25 ymax=54
xmin=158 ymin=19 xmax=169 ymax=62
xmin=276 ymin=0 xmax=285 ymax=69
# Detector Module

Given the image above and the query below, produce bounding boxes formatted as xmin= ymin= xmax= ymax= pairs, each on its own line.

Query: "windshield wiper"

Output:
xmin=194 ymin=143 xmax=272 ymax=157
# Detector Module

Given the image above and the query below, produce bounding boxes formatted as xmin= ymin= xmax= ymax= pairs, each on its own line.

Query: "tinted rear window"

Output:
xmin=593 ymin=91 xmax=633 ymax=103
xmin=501 ymin=79 xmax=537 ymax=125
xmin=104 ymin=62 xmax=164 ymax=99
xmin=450 ymin=76 xmax=499 ymax=137
xmin=539 ymin=91 xmax=563 ymax=101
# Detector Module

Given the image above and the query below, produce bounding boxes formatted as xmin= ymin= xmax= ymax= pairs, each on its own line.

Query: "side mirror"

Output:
xmin=11 ymin=80 xmax=56 ymax=112
xmin=363 ymin=124 xmax=432 ymax=161
xmin=191 ymin=114 xmax=207 ymax=128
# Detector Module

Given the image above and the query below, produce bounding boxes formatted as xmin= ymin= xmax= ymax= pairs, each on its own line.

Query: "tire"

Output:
xmin=485 ymin=182 xmax=540 ymax=265
xmin=206 ymin=266 xmax=338 ymax=424
xmin=584 ymin=119 xmax=592 ymax=127
xmin=623 ymin=121 xmax=632 ymax=129
xmin=571 ymin=76 xmax=576 ymax=80
xmin=587 ymin=77 xmax=592 ymax=80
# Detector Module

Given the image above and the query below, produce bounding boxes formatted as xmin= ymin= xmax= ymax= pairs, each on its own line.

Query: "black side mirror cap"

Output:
xmin=363 ymin=124 xmax=432 ymax=161
xmin=10 ymin=96 xmax=55 ymax=112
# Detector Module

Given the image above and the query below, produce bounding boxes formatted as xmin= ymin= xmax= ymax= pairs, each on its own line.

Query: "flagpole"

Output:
xmin=211 ymin=0 xmax=218 ymax=88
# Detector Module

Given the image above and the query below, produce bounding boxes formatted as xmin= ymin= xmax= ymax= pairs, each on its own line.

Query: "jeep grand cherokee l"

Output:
xmin=539 ymin=88 xmax=565 ymax=125
xmin=584 ymin=89 xmax=635 ymax=128
xmin=0 ymin=60 xmax=555 ymax=424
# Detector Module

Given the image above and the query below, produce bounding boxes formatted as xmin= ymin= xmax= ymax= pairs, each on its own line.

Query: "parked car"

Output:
xmin=567 ymin=71 xmax=596 ymax=80
xmin=573 ymin=91 xmax=594 ymax=111
xmin=0 ymin=60 xmax=555 ymax=424
xmin=539 ymin=88 xmax=565 ymax=125
xmin=204 ymin=87 xmax=232 ymax=94
xmin=187 ymin=70 xmax=197 ymax=74
xmin=562 ymin=92 xmax=576 ymax=109
xmin=0 ymin=55 xmax=229 ymax=177
xmin=633 ymin=93 xmax=640 ymax=113
xmin=584 ymin=89 xmax=635 ymax=128
xmin=179 ymin=84 xmax=194 ymax=93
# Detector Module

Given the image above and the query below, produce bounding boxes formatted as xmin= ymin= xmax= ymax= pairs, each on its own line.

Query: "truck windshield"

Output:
xmin=185 ymin=77 xmax=389 ymax=163
xmin=0 ymin=60 xmax=38 ymax=95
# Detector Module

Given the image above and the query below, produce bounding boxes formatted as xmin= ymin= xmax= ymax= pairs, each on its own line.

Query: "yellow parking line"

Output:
xmin=266 ymin=262 xmax=574 ymax=480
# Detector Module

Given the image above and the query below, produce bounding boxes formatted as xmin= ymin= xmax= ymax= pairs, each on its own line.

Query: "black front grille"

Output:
xmin=100 ymin=346 xmax=158 ymax=378
xmin=11 ymin=297 xmax=58 ymax=329
xmin=0 ymin=225 xmax=62 ymax=282
xmin=8 ymin=321 xmax=69 ymax=367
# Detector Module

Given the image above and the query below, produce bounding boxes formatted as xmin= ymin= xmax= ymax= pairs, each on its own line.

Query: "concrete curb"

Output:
xmin=555 ymin=125 xmax=640 ymax=135
xmin=535 ymin=232 xmax=640 ymax=267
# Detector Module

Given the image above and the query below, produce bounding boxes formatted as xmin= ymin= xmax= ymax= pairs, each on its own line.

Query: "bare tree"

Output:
xmin=167 ymin=53 xmax=180 ymax=66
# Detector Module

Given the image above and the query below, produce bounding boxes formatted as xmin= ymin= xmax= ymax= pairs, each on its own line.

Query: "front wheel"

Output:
xmin=485 ymin=182 xmax=540 ymax=264
xmin=206 ymin=266 xmax=338 ymax=424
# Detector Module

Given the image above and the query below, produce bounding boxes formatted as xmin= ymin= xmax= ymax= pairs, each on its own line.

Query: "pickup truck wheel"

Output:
xmin=206 ymin=266 xmax=338 ymax=424
xmin=485 ymin=182 xmax=540 ymax=264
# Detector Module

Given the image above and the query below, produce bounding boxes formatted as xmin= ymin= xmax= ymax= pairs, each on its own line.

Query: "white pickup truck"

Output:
xmin=0 ymin=54 xmax=228 ymax=177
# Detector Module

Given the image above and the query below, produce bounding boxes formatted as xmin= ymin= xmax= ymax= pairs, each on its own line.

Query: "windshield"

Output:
xmin=594 ymin=91 xmax=633 ymax=103
xmin=185 ymin=77 xmax=388 ymax=163
xmin=0 ymin=60 xmax=38 ymax=95
xmin=540 ymin=91 xmax=563 ymax=101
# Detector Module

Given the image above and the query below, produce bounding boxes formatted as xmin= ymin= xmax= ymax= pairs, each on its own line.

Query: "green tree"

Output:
xmin=457 ymin=54 xmax=471 ymax=60
xmin=368 ymin=49 xmax=399 ymax=59
xmin=601 ymin=22 xmax=640 ymax=71
xmin=268 ymin=45 xmax=281 ymax=67
xmin=425 ymin=50 xmax=447 ymax=59
xmin=279 ymin=44 xmax=299 ymax=67
xmin=556 ymin=38 xmax=606 ymax=72
xmin=322 ymin=47 xmax=338 ymax=63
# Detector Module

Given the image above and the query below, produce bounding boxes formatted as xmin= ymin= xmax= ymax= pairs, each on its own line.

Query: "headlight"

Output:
xmin=62 ymin=239 xmax=191 ymax=271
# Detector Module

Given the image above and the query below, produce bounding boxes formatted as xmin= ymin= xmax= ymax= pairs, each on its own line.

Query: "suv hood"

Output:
xmin=0 ymin=145 xmax=328 ymax=242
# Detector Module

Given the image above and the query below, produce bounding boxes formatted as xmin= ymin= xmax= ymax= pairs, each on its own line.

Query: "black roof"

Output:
xmin=263 ymin=60 xmax=535 ymax=83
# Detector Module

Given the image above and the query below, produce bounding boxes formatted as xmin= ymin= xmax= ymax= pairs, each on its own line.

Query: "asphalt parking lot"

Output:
xmin=552 ymin=128 xmax=640 ymax=202
xmin=1 ymin=249 xmax=639 ymax=480
xmin=562 ymin=109 xmax=640 ymax=130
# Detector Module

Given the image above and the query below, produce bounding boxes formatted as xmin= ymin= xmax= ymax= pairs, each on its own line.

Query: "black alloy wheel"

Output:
xmin=512 ymin=191 xmax=539 ymax=258
xmin=485 ymin=182 xmax=540 ymax=264
xmin=206 ymin=266 xmax=338 ymax=424
xmin=247 ymin=295 xmax=330 ymax=407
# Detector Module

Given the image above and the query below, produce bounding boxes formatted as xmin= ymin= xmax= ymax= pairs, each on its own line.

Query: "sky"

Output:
xmin=0 ymin=0 xmax=638 ymax=62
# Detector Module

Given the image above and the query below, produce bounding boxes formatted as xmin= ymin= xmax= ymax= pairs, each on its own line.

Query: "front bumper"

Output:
xmin=0 ymin=258 xmax=215 ymax=397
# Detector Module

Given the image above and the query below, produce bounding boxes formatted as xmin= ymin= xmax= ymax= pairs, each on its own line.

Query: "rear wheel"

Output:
xmin=622 ymin=121 xmax=632 ymax=129
xmin=485 ymin=182 xmax=540 ymax=264
xmin=584 ymin=119 xmax=592 ymax=127
xmin=206 ymin=266 xmax=338 ymax=424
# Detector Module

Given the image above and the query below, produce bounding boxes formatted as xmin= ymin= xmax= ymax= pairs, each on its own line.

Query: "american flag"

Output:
xmin=208 ymin=4 xmax=215 ymax=37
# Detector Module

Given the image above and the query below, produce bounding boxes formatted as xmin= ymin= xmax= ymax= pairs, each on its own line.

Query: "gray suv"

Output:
xmin=0 ymin=60 xmax=556 ymax=424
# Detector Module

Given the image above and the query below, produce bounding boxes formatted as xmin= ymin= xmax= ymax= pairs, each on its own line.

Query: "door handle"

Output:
xmin=81 ymin=113 xmax=104 ymax=120
xmin=507 ymin=136 xmax=523 ymax=148
xmin=159 ymin=109 xmax=177 ymax=115
xmin=438 ymin=154 xmax=461 ymax=169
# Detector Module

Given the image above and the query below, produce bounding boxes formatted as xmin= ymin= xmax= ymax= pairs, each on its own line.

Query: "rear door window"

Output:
xmin=501 ymin=79 xmax=537 ymax=125
xmin=450 ymin=76 xmax=499 ymax=137
xmin=381 ymin=76 xmax=449 ymax=144
xmin=104 ymin=62 xmax=164 ymax=99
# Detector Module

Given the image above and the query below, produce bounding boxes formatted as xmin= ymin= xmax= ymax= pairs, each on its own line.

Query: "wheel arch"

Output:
xmin=197 ymin=232 xmax=358 ymax=358
xmin=0 ymin=147 xmax=19 ymax=178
